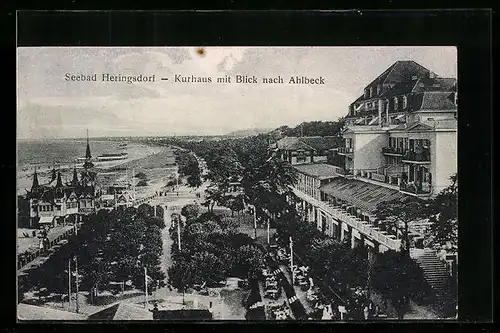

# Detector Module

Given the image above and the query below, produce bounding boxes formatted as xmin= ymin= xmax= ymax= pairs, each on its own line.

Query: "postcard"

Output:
xmin=17 ymin=46 xmax=458 ymax=322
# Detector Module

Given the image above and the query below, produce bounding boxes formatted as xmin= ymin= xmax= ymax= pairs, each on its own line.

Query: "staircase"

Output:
xmin=410 ymin=248 xmax=450 ymax=290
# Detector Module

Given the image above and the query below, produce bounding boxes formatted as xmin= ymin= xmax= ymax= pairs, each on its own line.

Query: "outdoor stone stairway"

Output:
xmin=410 ymin=248 xmax=450 ymax=290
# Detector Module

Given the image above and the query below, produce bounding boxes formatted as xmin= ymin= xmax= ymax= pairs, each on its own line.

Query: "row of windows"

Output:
xmin=389 ymin=138 xmax=430 ymax=149
xmin=38 ymin=201 xmax=91 ymax=211
xmin=353 ymin=95 xmax=408 ymax=116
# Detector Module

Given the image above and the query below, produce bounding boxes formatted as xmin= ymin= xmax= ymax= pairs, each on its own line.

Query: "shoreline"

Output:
xmin=17 ymin=142 xmax=169 ymax=196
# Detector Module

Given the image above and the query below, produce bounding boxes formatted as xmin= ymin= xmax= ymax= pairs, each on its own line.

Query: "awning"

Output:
xmin=39 ymin=216 xmax=55 ymax=224
xmin=319 ymin=177 xmax=407 ymax=213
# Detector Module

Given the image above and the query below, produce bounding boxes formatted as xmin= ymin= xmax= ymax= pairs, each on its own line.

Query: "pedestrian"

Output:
xmin=32 ymin=230 xmax=36 ymax=238
xmin=363 ymin=305 xmax=369 ymax=319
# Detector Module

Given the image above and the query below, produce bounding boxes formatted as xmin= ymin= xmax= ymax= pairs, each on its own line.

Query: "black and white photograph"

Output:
xmin=17 ymin=46 xmax=459 ymax=321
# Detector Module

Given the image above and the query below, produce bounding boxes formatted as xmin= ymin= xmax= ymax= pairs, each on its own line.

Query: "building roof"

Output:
xmin=355 ymin=61 xmax=431 ymax=102
xmin=273 ymin=136 xmax=342 ymax=152
xmin=348 ymin=61 xmax=457 ymax=119
xmin=416 ymin=92 xmax=457 ymax=111
xmin=18 ymin=303 xmax=87 ymax=321
xmin=293 ymin=163 xmax=341 ymax=179
xmin=87 ymin=303 xmax=153 ymax=321
xmin=411 ymin=77 xmax=457 ymax=93
xmin=320 ymin=177 xmax=407 ymax=214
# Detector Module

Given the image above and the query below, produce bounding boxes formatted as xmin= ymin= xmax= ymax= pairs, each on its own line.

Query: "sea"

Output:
xmin=17 ymin=139 xmax=163 ymax=195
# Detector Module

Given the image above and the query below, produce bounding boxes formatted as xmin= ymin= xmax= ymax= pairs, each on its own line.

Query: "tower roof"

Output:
xmin=85 ymin=129 xmax=92 ymax=159
xmin=56 ymin=171 xmax=63 ymax=187
xmin=72 ymin=167 xmax=79 ymax=185
xmin=31 ymin=169 xmax=39 ymax=191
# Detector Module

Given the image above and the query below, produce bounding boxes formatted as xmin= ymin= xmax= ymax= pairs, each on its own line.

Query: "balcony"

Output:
xmin=337 ymin=147 xmax=354 ymax=156
xmin=402 ymin=149 xmax=431 ymax=164
xmin=399 ymin=181 xmax=432 ymax=196
xmin=382 ymin=146 xmax=405 ymax=156
xmin=336 ymin=167 xmax=354 ymax=179
xmin=353 ymin=167 xmax=401 ymax=190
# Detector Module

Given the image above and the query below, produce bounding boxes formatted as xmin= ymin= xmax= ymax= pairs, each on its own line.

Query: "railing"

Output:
xmin=337 ymin=147 xmax=354 ymax=154
xmin=291 ymin=187 xmax=401 ymax=251
xmin=399 ymin=182 xmax=432 ymax=195
xmin=385 ymin=165 xmax=405 ymax=177
xmin=371 ymin=173 xmax=386 ymax=182
xmin=402 ymin=149 xmax=431 ymax=162
xmin=382 ymin=147 xmax=405 ymax=155
xmin=335 ymin=168 xmax=353 ymax=177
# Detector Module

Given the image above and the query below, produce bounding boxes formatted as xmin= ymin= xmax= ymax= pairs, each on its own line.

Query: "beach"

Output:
xmin=17 ymin=140 xmax=165 ymax=195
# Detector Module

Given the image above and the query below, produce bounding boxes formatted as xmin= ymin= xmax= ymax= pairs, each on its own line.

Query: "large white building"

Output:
xmin=340 ymin=60 xmax=457 ymax=197
xmin=285 ymin=60 xmax=457 ymax=258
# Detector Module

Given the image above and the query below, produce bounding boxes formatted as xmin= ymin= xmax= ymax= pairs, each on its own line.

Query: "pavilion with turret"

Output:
xmin=25 ymin=133 xmax=99 ymax=228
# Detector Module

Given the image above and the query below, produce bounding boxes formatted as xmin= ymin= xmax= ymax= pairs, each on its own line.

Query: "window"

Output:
xmin=377 ymin=84 xmax=381 ymax=95
xmin=402 ymin=95 xmax=408 ymax=109
xmin=385 ymin=99 xmax=389 ymax=113
xmin=364 ymin=89 xmax=368 ymax=98
xmin=369 ymin=87 xmax=373 ymax=97
xmin=393 ymin=96 xmax=399 ymax=110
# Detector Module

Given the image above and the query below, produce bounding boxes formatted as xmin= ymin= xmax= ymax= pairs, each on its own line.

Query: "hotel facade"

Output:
xmin=281 ymin=61 xmax=457 ymax=277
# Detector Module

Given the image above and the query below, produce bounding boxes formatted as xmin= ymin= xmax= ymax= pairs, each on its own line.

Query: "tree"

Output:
xmin=425 ymin=174 xmax=458 ymax=253
xmin=168 ymin=258 xmax=196 ymax=297
xmin=191 ymin=251 xmax=229 ymax=286
xmin=203 ymin=183 xmax=227 ymax=213
xmin=375 ymin=196 xmax=426 ymax=255
xmin=371 ymin=250 xmax=433 ymax=319
xmin=233 ymin=245 xmax=265 ymax=280
xmin=181 ymin=204 xmax=200 ymax=222
xmin=225 ymin=193 xmax=245 ymax=217
xmin=242 ymin=153 xmax=298 ymax=221
xmin=187 ymin=172 xmax=203 ymax=188
xmin=138 ymin=203 xmax=154 ymax=217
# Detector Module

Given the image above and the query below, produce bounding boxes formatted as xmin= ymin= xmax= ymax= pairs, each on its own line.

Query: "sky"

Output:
xmin=17 ymin=46 xmax=457 ymax=139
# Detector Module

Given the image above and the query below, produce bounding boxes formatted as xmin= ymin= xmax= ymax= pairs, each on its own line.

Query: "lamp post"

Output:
xmin=74 ymin=256 xmax=79 ymax=313
xmin=144 ymin=267 xmax=148 ymax=309
xmin=267 ymin=218 xmax=270 ymax=245
xmin=68 ymin=259 xmax=72 ymax=310
xmin=252 ymin=205 xmax=257 ymax=240
xmin=177 ymin=215 xmax=182 ymax=251
xmin=289 ymin=236 xmax=294 ymax=285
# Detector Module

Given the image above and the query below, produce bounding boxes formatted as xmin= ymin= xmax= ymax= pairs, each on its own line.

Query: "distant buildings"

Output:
xmin=271 ymin=136 xmax=342 ymax=165
xmin=24 ymin=136 xmax=98 ymax=228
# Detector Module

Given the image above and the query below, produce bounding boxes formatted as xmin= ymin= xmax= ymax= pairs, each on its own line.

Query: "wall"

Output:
xmin=434 ymin=131 xmax=457 ymax=193
xmin=353 ymin=132 xmax=388 ymax=170
xmin=408 ymin=111 xmax=456 ymax=125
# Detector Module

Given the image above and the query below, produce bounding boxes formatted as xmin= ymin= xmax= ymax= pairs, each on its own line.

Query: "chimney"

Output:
xmin=378 ymin=99 xmax=383 ymax=127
